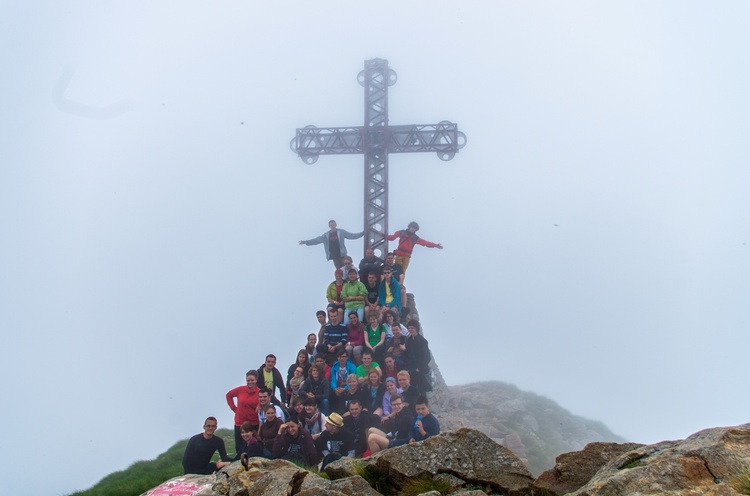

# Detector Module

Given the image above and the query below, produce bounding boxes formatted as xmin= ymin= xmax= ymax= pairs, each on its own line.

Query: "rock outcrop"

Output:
xmin=568 ymin=424 xmax=750 ymax=495
xmin=532 ymin=442 xmax=645 ymax=495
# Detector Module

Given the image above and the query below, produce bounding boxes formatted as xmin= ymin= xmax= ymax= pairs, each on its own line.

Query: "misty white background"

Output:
xmin=1 ymin=2 xmax=748 ymax=495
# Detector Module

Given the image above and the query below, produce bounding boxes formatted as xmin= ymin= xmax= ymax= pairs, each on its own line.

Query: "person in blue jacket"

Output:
xmin=299 ymin=220 xmax=364 ymax=269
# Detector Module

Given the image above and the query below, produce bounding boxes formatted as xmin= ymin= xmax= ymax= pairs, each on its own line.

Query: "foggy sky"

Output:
xmin=1 ymin=2 xmax=749 ymax=495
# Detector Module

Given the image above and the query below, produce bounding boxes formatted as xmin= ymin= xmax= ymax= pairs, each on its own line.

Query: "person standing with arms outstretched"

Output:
xmin=387 ymin=221 xmax=442 ymax=274
xmin=300 ymin=220 xmax=364 ymax=269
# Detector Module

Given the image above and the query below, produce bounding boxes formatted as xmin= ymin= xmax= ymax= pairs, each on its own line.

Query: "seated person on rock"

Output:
xmin=299 ymin=363 xmax=330 ymax=415
xmin=364 ymin=312 xmax=387 ymax=364
xmin=366 ymin=394 xmax=414 ymax=454
xmin=345 ymin=311 xmax=365 ymax=365
xmin=272 ymin=420 xmax=319 ymax=467
xmin=325 ymin=269 xmax=346 ymax=323
xmin=313 ymin=354 xmax=331 ymax=382
xmin=286 ymin=365 xmax=306 ymax=406
xmin=381 ymin=376 xmax=402 ymax=420
xmin=334 ymin=373 xmax=368 ymax=416
xmin=383 ymin=309 xmax=408 ymax=338
xmin=232 ymin=421 xmax=263 ymax=460
xmin=256 ymin=354 xmax=287 ymax=406
xmin=363 ymin=270 xmax=382 ymax=316
xmin=314 ymin=310 xmax=327 ymax=344
xmin=301 ymin=397 xmax=328 ymax=441
xmin=378 ymin=266 xmax=402 ymax=317
xmin=315 ymin=309 xmax=348 ymax=365
xmin=341 ymin=256 xmax=358 ymax=280
xmin=329 ymin=348 xmax=357 ymax=392
xmin=409 ymin=395 xmax=440 ymax=444
xmin=397 ymin=370 xmax=419 ymax=414
xmin=182 ymin=416 xmax=232 ymax=474
xmin=359 ymin=247 xmax=384 ymax=283
xmin=341 ymin=268 xmax=367 ymax=325
xmin=382 ymin=354 xmax=401 ymax=381
xmin=355 ymin=348 xmax=381 ymax=386
xmin=361 ymin=368 xmax=386 ymax=417
xmin=257 ymin=405 xmax=283 ymax=457
xmin=257 ymin=387 xmax=286 ymax=424
xmin=402 ymin=319 xmax=433 ymax=393
xmin=343 ymin=398 xmax=380 ymax=457
xmin=315 ymin=412 xmax=355 ymax=469
xmin=287 ymin=397 xmax=305 ymax=424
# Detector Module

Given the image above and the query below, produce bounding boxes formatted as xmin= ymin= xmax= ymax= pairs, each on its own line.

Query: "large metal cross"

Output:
xmin=290 ymin=58 xmax=466 ymax=257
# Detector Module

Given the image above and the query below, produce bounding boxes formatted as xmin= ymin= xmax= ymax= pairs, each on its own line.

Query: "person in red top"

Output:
xmin=386 ymin=222 xmax=443 ymax=274
xmin=226 ymin=369 xmax=260 ymax=454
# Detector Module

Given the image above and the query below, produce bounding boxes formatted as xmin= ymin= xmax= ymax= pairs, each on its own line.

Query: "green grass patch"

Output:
xmin=67 ymin=429 xmax=233 ymax=496
xmin=353 ymin=462 xmax=395 ymax=495
xmin=398 ymin=475 xmax=452 ymax=496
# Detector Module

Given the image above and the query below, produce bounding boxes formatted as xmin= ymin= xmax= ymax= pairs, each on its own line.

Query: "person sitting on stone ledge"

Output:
xmin=364 ymin=312 xmax=387 ymax=364
xmin=315 ymin=309 xmax=348 ymax=365
xmin=233 ymin=421 xmax=263 ymax=460
xmin=333 ymin=373 xmax=366 ymax=416
xmin=359 ymin=247 xmax=384 ymax=283
xmin=305 ymin=332 xmax=318 ymax=362
xmin=383 ymin=309 xmax=408 ymax=338
xmin=341 ymin=268 xmax=367 ymax=325
xmin=340 ymin=256 xmax=358 ymax=280
xmin=329 ymin=349 xmax=357 ymax=393
xmin=360 ymin=368 xmax=386 ymax=417
xmin=286 ymin=349 xmax=311 ymax=385
xmin=313 ymin=355 xmax=331 ymax=382
xmin=344 ymin=311 xmax=365 ymax=365
xmin=272 ymin=421 xmax=318 ymax=467
xmin=182 ymin=416 xmax=232 ymax=474
xmin=382 ymin=354 xmax=401 ymax=381
xmin=362 ymin=270 xmax=382 ymax=317
xmin=257 ymin=404 xmax=284 ymax=457
xmin=381 ymin=376 xmax=402 ymax=419
xmin=286 ymin=365 xmax=306 ymax=406
xmin=397 ymin=370 xmax=420 ymax=413
xmin=314 ymin=310 xmax=327 ymax=344
xmin=256 ymin=354 xmax=287 ymax=406
xmin=299 ymin=363 xmax=330 ymax=415
xmin=409 ymin=395 xmax=440 ymax=444
xmin=366 ymin=394 xmax=413 ymax=454
xmin=315 ymin=412 xmax=355 ymax=469
xmin=257 ymin=387 xmax=286 ymax=425
xmin=378 ymin=265 xmax=402 ymax=317
xmin=355 ymin=349 xmax=381 ymax=386
xmin=301 ymin=397 xmax=328 ymax=441
xmin=344 ymin=398 xmax=380 ymax=457
xmin=325 ymin=269 xmax=346 ymax=323
xmin=401 ymin=320 xmax=433 ymax=393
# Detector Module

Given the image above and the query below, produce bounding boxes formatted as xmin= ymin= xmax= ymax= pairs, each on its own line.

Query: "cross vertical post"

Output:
xmin=291 ymin=58 xmax=466 ymax=258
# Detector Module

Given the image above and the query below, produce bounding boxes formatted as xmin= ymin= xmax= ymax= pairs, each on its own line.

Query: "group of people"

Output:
xmin=182 ymin=221 xmax=443 ymax=474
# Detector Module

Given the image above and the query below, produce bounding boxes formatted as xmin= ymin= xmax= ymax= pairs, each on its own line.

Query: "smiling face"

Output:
xmin=397 ymin=374 xmax=410 ymax=389
xmin=368 ymin=370 xmax=380 ymax=386
xmin=307 ymin=334 xmax=317 ymax=347
xmin=297 ymin=351 xmax=307 ymax=365
xmin=385 ymin=380 xmax=397 ymax=394
xmin=347 ymin=375 xmax=358 ymax=390
xmin=310 ymin=366 xmax=320 ymax=380
xmin=349 ymin=313 xmax=359 ymax=326
xmin=264 ymin=356 xmax=276 ymax=371
xmin=246 ymin=374 xmax=257 ymax=389
xmin=368 ymin=315 xmax=379 ymax=328
xmin=258 ymin=391 xmax=270 ymax=407
xmin=348 ymin=270 xmax=357 ymax=282
xmin=304 ymin=403 xmax=316 ymax=416
xmin=365 ymin=248 xmax=375 ymax=259
xmin=203 ymin=419 xmax=218 ymax=438
xmin=241 ymin=429 xmax=254 ymax=443
xmin=265 ymin=406 xmax=276 ymax=421
xmin=337 ymin=353 xmax=348 ymax=367
xmin=362 ymin=354 xmax=372 ymax=367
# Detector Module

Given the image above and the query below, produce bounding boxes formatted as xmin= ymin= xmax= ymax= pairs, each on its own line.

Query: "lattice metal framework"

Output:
xmin=291 ymin=58 xmax=466 ymax=256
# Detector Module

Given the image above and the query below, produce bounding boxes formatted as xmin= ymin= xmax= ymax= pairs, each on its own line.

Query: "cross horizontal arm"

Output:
xmin=291 ymin=122 xmax=467 ymax=164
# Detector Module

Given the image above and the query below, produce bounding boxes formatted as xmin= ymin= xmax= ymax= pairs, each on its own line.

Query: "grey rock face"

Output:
xmin=533 ymin=442 xmax=645 ymax=495
xmin=569 ymin=424 xmax=750 ymax=495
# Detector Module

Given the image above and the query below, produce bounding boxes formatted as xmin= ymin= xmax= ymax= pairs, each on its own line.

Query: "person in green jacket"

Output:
xmin=340 ymin=268 xmax=367 ymax=325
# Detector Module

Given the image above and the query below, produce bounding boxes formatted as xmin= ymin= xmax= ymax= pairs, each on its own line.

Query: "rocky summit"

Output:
xmin=142 ymin=424 xmax=750 ymax=495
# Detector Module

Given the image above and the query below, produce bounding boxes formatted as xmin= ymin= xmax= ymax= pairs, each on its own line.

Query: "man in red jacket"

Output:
xmin=387 ymin=221 xmax=442 ymax=274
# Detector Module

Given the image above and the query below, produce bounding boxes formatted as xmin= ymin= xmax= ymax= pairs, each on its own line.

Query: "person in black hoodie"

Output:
xmin=257 ymin=354 xmax=288 ymax=405
xmin=366 ymin=394 xmax=414 ymax=454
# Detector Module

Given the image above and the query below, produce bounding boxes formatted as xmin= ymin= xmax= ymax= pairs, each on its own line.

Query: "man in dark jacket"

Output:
xmin=402 ymin=320 xmax=432 ymax=393
xmin=343 ymin=399 xmax=379 ymax=457
xmin=257 ymin=354 xmax=287 ymax=404
xmin=182 ymin=417 xmax=232 ymax=474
